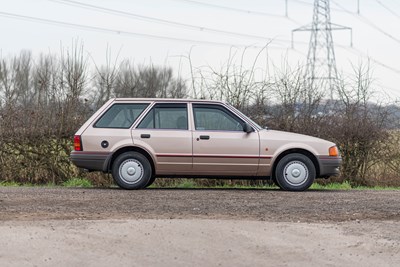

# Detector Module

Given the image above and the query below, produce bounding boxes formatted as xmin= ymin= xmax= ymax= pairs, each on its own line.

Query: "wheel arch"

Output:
xmin=106 ymin=146 xmax=156 ymax=176
xmin=271 ymin=148 xmax=320 ymax=180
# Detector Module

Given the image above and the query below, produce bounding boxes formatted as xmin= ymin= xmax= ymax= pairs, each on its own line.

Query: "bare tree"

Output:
xmin=91 ymin=47 xmax=120 ymax=109
xmin=189 ymin=46 xmax=271 ymax=113
xmin=326 ymin=63 xmax=392 ymax=183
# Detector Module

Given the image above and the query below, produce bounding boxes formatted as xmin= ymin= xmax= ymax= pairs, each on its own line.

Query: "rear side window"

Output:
xmin=94 ymin=103 xmax=149 ymax=128
xmin=137 ymin=103 xmax=188 ymax=130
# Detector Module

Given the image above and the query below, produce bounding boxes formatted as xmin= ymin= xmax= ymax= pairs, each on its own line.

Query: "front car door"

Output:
xmin=191 ymin=103 xmax=260 ymax=176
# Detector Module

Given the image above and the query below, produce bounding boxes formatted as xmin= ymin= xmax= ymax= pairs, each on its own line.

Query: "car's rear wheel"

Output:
xmin=275 ymin=153 xmax=315 ymax=191
xmin=112 ymin=152 xmax=152 ymax=189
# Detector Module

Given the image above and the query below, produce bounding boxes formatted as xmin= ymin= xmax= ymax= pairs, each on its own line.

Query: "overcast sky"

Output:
xmin=1 ymin=0 xmax=399 ymax=98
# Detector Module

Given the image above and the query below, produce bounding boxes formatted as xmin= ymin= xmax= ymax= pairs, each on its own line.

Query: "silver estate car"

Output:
xmin=70 ymin=98 xmax=341 ymax=191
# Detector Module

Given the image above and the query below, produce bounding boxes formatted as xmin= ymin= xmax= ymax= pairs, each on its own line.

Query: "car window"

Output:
xmin=137 ymin=103 xmax=188 ymax=130
xmin=193 ymin=104 xmax=243 ymax=131
xmin=94 ymin=103 xmax=149 ymax=128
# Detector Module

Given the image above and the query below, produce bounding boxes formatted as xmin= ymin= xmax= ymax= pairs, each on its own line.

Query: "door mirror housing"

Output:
xmin=243 ymin=123 xmax=253 ymax=133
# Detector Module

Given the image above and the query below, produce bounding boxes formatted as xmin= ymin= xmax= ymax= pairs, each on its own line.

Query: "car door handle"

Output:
xmin=199 ymin=135 xmax=210 ymax=140
xmin=141 ymin=134 xmax=151 ymax=139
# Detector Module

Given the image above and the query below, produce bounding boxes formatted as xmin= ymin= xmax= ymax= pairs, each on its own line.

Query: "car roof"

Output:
xmin=113 ymin=98 xmax=226 ymax=104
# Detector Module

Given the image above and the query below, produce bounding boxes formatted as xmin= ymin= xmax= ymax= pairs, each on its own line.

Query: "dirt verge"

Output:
xmin=1 ymin=187 xmax=399 ymax=266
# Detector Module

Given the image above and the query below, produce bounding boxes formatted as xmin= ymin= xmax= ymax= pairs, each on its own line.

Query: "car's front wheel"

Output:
xmin=275 ymin=153 xmax=316 ymax=191
xmin=112 ymin=152 xmax=152 ymax=189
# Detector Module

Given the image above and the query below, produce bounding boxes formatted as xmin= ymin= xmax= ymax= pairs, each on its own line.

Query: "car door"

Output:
xmin=191 ymin=103 xmax=260 ymax=176
xmin=131 ymin=103 xmax=192 ymax=175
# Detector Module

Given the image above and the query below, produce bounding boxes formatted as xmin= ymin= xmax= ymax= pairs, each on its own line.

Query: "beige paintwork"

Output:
xmin=132 ymin=129 xmax=193 ymax=173
xmin=257 ymin=130 xmax=335 ymax=176
xmin=74 ymin=98 xmax=339 ymax=177
xmin=192 ymin=130 xmax=260 ymax=175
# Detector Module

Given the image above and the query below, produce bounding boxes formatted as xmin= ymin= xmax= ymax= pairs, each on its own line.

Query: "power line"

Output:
xmin=50 ymin=0 xmax=283 ymax=43
xmin=337 ymin=45 xmax=400 ymax=75
xmin=0 ymin=11 xmax=273 ymax=48
xmin=172 ymin=0 xmax=302 ymax=25
xmin=331 ymin=0 xmax=400 ymax=45
xmin=375 ymin=82 xmax=400 ymax=95
xmin=289 ymin=0 xmax=346 ymax=13
xmin=170 ymin=0 xmax=285 ymax=18
xmin=374 ymin=0 xmax=400 ymax=20
xmin=340 ymin=70 xmax=400 ymax=96
xmin=50 ymin=0 xmax=310 ymax=47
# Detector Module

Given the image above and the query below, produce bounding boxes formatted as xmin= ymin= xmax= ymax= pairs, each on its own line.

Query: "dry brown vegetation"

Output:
xmin=0 ymin=45 xmax=399 ymax=186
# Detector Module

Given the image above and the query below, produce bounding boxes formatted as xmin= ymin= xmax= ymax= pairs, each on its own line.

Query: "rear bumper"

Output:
xmin=318 ymin=156 xmax=342 ymax=177
xmin=70 ymin=151 xmax=111 ymax=172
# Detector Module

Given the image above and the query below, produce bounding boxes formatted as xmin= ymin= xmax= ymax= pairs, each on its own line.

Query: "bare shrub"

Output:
xmin=0 ymin=47 xmax=186 ymax=185
xmin=266 ymin=63 xmax=325 ymax=136
xmin=0 ymin=44 xmax=399 ymax=187
xmin=324 ymin=64 xmax=393 ymax=184
xmin=189 ymin=52 xmax=398 ymax=186
xmin=91 ymin=48 xmax=119 ymax=110
xmin=189 ymin=46 xmax=270 ymax=115
xmin=0 ymin=44 xmax=91 ymax=184
xmin=111 ymin=61 xmax=187 ymax=99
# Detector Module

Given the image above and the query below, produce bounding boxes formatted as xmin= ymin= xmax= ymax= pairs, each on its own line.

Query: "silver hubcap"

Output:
xmin=119 ymin=159 xmax=143 ymax=184
xmin=283 ymin=161 xmax=308 ymax=186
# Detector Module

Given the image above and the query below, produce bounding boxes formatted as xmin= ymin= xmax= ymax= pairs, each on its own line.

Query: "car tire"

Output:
xmin=275 ymin=153 xmax=315 ymax=191
xmin=145 ymin=176 xmax=156 ymax=188
xmin=112 ymin=152 xmax=152 ymax=190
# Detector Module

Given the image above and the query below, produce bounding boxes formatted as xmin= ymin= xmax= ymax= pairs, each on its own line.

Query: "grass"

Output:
xmin=153 ymin=179 xmax=400 ymax=190
xmin=62 ymin=177 xmax=93 ymax=188
xmin=175 ymin=180 xmax=198 ymax=188
xmin=1 ymin=178 xmax=399 ymax=190
xmin=310 ymin=181 xmax=353 ymax=190
xmin=0 ymin=178 xmax=92 ymax=188
xmin=0 ymin=181 xmax=22 ymax=187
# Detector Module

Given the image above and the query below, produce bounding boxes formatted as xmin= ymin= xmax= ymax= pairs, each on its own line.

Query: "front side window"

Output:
xmin=94 ymin=103 xmax=149 ymax=128
xmin=137 ymin=103 xmax=188 ymax=130
xmin=193 ymin=104 xmax=243 ymax=131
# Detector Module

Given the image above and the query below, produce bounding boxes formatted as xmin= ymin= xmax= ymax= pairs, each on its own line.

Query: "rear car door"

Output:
xmin=132 ymin=103 xmax=192 ymax=175
xmin=75 ymin=102 xmax=149 ymax=171
xmin=191 ymin=103 xmax=260 ymax=176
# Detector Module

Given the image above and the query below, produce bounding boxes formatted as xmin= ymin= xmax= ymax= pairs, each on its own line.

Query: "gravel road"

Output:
xmin=1 ymin=187 xmax=399 ymax=266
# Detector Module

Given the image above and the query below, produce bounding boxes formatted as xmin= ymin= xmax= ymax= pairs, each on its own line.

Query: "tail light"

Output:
xmin=74 ymin=135 xmax=83 ymax=151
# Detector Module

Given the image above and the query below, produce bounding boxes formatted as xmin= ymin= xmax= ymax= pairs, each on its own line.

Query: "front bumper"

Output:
xmin=318 ymin=156 xmax=342 ymax=177
xmin=70 ymin=151 xmax=111 ymax=172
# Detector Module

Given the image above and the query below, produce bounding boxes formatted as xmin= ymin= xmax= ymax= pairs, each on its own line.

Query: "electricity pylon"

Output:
xmin=292 ymin=0 xmax=352 ymax=98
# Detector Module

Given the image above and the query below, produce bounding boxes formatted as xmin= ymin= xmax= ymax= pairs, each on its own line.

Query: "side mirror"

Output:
xmin=243 ymin=123 xmax=253 ymax=133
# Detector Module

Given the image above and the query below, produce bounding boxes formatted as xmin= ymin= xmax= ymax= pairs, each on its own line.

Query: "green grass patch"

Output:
xmin=62 ymin=177 xmax=93 ymax=188
xmin=310 ymin=181 xmax=353 ymax=190
xmin=175 ymin=179 xmax=197 ymax=188
xmin=153 ymin=179 xmax=400 ymax=190
xmin=311 ymin=181 xmax=400 ymax=190
xmin=210 ymin=184 xmax=278 ymax=190
xmin=2 ymin=178 xmax=400 ymax=190
xmin=0 ymin=181 xmax=22 ymax=187
xmin=351 ymin=185 xmax=400 ymax=190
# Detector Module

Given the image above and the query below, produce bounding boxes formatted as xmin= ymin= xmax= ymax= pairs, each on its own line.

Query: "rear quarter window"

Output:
xmin=94 ymin=103 xmax=149 ymax=128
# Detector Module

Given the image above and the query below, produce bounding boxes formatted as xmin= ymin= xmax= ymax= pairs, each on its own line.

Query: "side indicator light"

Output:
xmin=329 ymin=146 xmax=339 ymax=157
